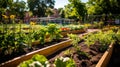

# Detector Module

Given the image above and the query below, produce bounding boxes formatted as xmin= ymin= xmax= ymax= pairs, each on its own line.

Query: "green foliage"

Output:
xmin=68 ymin=34 xmax=81 ymax=50
xmin=58 ymin=8 xmax=65 ymax=18
xmin=28 ymin=0 xmax=55 ymax=17
xmin=65 ymin=25 xmax=85 ymax=30
xmin=116 ymin=30 xmax=120 ymax=44
xmin=87 ymin=0 xmax=120 ymax=15
xmin=64 ymin=49 xmax=74 ymax=57
xmin=18 ymin=54 xmax=76 ymax=67
xmin=47 ymin=24 xmax=63 ymax=41
xmin=65 ymin=0 xmax=87 ymax=20
xmin=92 ymin=21 xmax=104 ymax=29
xmin=68 ymin=34 xmax=89 ymax=57
xmin=38 ymin=27 xmax=48 ymax=44
xmin=0 ymin=0 xmax=26 ymax=19
xmin=32 ymin=54 xmax=47 ymax=64
xmin=0 ymin=32 xmax=26 ymax=56
xmin=18 ymin=54 xmax=48 ymax=67
xmin=84 ymin=30 xmax=116 ymax=52
xmin=54 ymin=57 xmax=76 ymax=67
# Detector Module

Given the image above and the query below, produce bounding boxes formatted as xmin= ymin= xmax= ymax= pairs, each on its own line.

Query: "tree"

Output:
xmin=9 ymin=1 xmax=26 ymax=19
xmin=87 ymin=0 xmax=120 ymax=15
xmin=58 ymin=8 xmax=65 ymax=18
xmin=86 ymin=0 xmax=120 ymax=25
xmin=0 ymin=0 xmax=13 ymax=21
xmin=64 ymin=0 xmax=87 ymax=21
xmin=27 ymin=0 xmax=55 ymax=17
xmin=0 ymin=0 xmax=26 ymax=21
xmin=64 ymin=4 xmax=78 ymax=19
xmin=45 ymin=8 xmax=53 ymax=17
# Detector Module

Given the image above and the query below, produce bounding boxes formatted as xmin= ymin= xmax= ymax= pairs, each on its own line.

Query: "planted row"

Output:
xmin=0 ymin=24 xmax=63 ymax=64
xmin=17 ymin=29 xmax=120 ymax=67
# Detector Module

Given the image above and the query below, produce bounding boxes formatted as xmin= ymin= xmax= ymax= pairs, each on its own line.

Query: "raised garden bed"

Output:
xmin=0 ymin=38 xmax=68 ymax=66
xmin=96 ymin=42 xmax=114 ymax=67
xmin=0 ymin=29 xmax=100 ymax=67
xmin=61 ymin=29 xmax=86 ymax=36
xmin=47 ymin=42 xmax=114 ymax=67
xmin=107 ymin=43 xmax=120 ymax=67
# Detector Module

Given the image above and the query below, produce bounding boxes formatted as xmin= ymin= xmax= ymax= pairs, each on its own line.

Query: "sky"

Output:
xmin=14 ymin=0 xmax=88 ymax=9
xmin=55 ymin=0 xmax=88 ymax=8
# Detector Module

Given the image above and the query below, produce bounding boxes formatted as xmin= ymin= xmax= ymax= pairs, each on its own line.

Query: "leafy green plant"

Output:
xmin=39 ymin=27 xmax=48 ymax=44
xmin=54 ymin=56 xmax=76 ymax=67
xmin=18 ymin=54 xmax=76 ymax=67
xmin=68 ymin=34 xmax=89 ymax=58
xmin=47 ymin=24 xmax=63 ymax=41
xmin=116 ymin=30 xmax=120 ymax=44
xmin=18 ymin=54 xmax=49 ymax=67
xmin=68 ymin=34 xmax=81 ymax=51
xmin=64 ymin=49 xmax=74 ymax=57
xmin=92 ymin=21 xmax=104 ymax=29
xmin=84 ymin=30 xmax=116 ymax=52
xmin=0 ymin=32 xmax=26 ymax=56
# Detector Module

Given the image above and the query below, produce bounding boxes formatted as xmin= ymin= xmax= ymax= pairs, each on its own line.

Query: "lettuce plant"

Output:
xmin=18 ymin=54 xmax=49 ymax=67
xmin=84 ymin=30 xmax=116 ymax=52
xmin=18 ymin=54 xmax=76 ymax=67
xmin=54 ymin=56 xmax=76 ymax=67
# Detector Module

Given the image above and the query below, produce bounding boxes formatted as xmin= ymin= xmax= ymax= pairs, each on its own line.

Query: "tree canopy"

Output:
xmin=87 ymin=0 xmax=120 ymax=15
xmin=0 ymin=0 xmax=26 ymax=20
xmin=64 ymin=0 xmax=87 ymax=21
xmin=27 ymin=0 xmax=55 ymax=17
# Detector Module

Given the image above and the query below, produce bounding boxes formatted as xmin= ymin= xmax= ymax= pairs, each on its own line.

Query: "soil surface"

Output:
xmin=107 ymin=43 xmax=120 ymax=67
xmin=0 ymin=39 xmax=67 ymax=64
xmin=48 ymin=41 xmax=104 ymax=67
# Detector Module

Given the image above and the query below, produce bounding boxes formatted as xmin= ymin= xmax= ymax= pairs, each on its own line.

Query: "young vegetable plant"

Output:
xmin=47 ymin=24 xmax=63 ymax=41
xmin=116 ymin=30 xmax=120 ymax=45
xmin=68 ymin=34 xmax=89 ymax=58
xmin=18 ymin=54 xmax=49 ymax=67
xmin=18 ymin=54 xmax=76 ymax=67
xmin=54 ymin=56 xmax=76 ymax=67
xmin=84 ymin=30 xmax=115 ymax=52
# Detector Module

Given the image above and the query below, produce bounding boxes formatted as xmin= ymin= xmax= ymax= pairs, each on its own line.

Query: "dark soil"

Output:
xmin=107 ymin=43 xmax=120 ymax=67
xmin=0 ymin=38 xmax=67 ymax=64
xmin=48 ymin=42 xmax=104 ymax=67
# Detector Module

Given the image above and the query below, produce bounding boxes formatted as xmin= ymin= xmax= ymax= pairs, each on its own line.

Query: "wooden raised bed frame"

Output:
xmin=0 ymin=40 xmax=72 ymax=67
xmin=96 ymin=42 xmax=114 ymax=67
xmin=1 ymin=29 xmax=113 ymax=67
xmin=61 ymin=29 xmax=86 ymax=36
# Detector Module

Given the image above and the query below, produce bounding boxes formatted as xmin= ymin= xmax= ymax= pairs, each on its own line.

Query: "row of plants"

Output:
xmin=0 ymin=23 xmax=86 ymax=34
xmin=102 ymin=25 xmax=120 ymax=32
xmin=59 ymin=25 xmax=86 ymax=32
xmin=17 ymin=34 xmax=81 ymax=67
xmin=0 ymin=23 xmax=63 ymax=64
xmin=84 ymin=21 xmax=104 ymax=29
xmin=18 ymin=54 xmax=75 ymax=67
xmin=17 ymin=29 xmax=120 ymax=67
xmin=83 ymin=30 xmax=116 ymax=52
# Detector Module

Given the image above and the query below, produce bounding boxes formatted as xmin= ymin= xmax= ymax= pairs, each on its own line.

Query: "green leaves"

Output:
xmin=87 ymin=0 xmax=120 ymax=15
xmin=47 ymin=24 xmax=62 ymax=41
xmin=18 ymin=54 xmax=48 ymax=67
xmin=84 ymin=30 xmax=117 ymax=52
xmin=18 ymin=54 xmax=76 ymax=67
xmin=65 ymin=0 xmax=87 ymax=20
xmin=68 ymin=34 xmax=81 ymax=46
xmin=55 ymin=57 xmax=76 ymax=67
xmin=32 ymin=54 xmax=48 ymax=64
